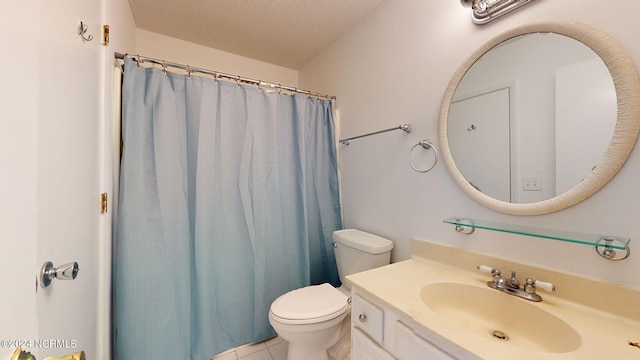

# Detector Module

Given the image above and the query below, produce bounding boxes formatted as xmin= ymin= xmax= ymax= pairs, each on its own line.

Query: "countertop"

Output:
xmin=345 ymin=238 xmax=640 ymax=359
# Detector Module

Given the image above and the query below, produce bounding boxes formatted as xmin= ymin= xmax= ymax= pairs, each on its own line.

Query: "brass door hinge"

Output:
xmin=103 ymin=25 xmax=109 ymax=46
xmin=101 ymin=193 xmax=108 ymax=213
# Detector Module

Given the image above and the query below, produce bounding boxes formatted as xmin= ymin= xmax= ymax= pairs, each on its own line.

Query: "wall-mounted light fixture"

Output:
xmin=460 ymin=0 xmax=535 ymax=25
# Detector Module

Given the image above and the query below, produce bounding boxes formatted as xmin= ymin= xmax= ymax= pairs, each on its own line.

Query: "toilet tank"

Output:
xmin=333 ymin=229 xmax=394 ymax=288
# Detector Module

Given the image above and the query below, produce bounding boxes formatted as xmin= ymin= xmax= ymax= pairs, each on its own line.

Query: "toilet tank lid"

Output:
xmin=333 ymin=229 xmax=393 ymax=254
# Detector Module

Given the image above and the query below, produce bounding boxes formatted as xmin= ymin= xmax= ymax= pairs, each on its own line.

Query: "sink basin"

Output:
xmin=420 ymin=282 xmax=581 ymax=353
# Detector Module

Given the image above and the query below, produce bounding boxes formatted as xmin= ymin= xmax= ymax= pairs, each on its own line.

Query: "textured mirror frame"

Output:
xmin=439 ymin=21 xmax=640 ymax=215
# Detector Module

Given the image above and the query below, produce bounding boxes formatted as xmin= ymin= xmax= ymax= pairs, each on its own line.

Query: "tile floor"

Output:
xmin=211 ymin=336 xmax=288 ymax=360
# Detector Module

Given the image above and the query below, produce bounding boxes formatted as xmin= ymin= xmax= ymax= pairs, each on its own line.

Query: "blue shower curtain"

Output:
xmin=115 ymin=58 xmax=342 ymax=359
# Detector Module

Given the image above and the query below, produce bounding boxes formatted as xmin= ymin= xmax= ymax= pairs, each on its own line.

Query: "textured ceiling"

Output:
xmin=128 ymin=0 xmax=382 ymax=70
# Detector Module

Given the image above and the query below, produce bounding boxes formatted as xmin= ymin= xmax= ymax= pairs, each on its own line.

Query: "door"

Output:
xmin=35 ymin=1 xmax=109 ymax=359
xmin=2 ymin=1 xmax=113 ymax=359
xmin=0 ymin=3 xmax=41 ymax=359
xmin=448 ymin=88 xmax=511 ymax=202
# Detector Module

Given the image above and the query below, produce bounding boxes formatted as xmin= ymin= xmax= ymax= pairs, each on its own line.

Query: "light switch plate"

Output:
xmin=522 ymin=176 xmax=542 ymax=191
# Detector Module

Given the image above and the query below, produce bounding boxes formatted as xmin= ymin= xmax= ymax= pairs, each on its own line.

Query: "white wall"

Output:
xmin=135 ymin=29 xmax=299 ymax=87
xmin=556 ymin=57 xmax=616 ymax=196
xmin=300 ymin=0 xmax=640 ymax=288
xmin=109 ymin=0 xmax=137 ymax=54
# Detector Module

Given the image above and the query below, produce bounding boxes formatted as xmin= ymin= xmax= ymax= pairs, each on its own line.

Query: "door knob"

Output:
xmin=40 ymin=261 xmax=79 ymax=288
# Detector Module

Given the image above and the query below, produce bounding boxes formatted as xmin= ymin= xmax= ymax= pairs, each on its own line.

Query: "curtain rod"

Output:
xmin=114 ymin=52 xmax=336 ymax=100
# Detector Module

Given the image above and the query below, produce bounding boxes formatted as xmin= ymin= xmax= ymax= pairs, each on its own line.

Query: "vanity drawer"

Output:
xmin=352 ymin=293 xmax=384 ymax=344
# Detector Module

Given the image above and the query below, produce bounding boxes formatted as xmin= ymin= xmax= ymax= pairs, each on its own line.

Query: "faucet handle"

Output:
xmin=534 ymin=280 xmax=557 ymax=292
xmin=478 ymin=265 xmax=506 ymax=289
xmin=476 ymin=265 xmax=502 ymax=279
xmin=477 ymin=265 xmax=495 ymax=273
xmin=477 ymin=265 xmax=501 ymax=278
xmin=524 ymin=278 xmax=557 ymax=294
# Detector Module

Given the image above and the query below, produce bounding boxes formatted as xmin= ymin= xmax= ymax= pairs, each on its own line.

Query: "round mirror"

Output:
xmin=439 ymin=21 xmax=640 ymax=215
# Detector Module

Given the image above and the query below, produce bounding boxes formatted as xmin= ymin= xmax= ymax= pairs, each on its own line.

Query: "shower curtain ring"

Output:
xmin=162 ymin=60 xmax=167 ymax=74
xmin=213 ymin=71 xmax=218 ymax=83
xmin=136 ymin=54 xmax=142 ymax=67
xmin=236 ymin=76 xmax=241 ymax=86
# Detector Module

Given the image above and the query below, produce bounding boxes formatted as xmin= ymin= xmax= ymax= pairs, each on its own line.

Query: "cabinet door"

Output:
xmin=352 ymin=293 xmax=385 ymax=344
xmin=395 ymin=321 xmax=456 ymax=360
xmin=352 ymin=328 xmax=395 ymax=360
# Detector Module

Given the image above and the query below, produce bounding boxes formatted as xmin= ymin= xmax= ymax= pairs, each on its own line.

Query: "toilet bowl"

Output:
xmin=269 ymin=283 xmax=350 ymax=360
xmin=268 ymin=229 xmax=393 ymax=360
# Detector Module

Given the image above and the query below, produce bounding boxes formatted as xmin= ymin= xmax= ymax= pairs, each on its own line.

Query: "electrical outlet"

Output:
xmin=522 ymin=176 xmax=542 ymax=191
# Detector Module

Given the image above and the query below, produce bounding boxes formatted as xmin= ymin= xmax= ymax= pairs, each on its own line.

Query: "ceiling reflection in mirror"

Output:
xmin=448 ymin=33 xmax=616 ymax=204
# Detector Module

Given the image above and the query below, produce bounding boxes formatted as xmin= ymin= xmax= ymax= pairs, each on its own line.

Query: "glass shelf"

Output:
xmin=443 ymin=217 xmax=630 ymax=250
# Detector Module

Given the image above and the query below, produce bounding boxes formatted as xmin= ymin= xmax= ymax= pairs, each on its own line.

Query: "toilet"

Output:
xmin=268 ymin=229 xmax=394 ymax=360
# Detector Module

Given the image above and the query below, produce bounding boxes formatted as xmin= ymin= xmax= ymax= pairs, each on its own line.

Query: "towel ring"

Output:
xmin=410 ymin=139 xmax=438 ymax=173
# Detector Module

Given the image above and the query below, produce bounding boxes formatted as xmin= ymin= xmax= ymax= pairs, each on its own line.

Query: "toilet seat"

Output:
xmin=270 ymin=283 xmax=349 ymax=325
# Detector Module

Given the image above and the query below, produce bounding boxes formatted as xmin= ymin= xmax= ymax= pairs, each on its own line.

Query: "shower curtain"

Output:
xmin=115 ymin=58 xmax=342 ymax=359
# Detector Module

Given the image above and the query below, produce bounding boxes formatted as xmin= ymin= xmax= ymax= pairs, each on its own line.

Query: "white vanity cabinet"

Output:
xmin=394 ymin=321 xmax=456 ymax=360
xmin=350 ymin=288 xmax=458 ymax=360
xmin=352 ymin=328 xmax=395 ymax=360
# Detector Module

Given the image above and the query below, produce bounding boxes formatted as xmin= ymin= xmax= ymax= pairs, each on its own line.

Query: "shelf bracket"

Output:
xmin=595 ymin=236 xmax=630 ymax=261
xmin=453 ymin=218 xmax=475 ymax=234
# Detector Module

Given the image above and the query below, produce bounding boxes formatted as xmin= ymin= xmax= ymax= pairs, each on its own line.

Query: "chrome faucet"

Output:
xmin=506 ymin=271 xmax=520 ymax=290
xmin=477 ymin=265 xmax=557 ymax=302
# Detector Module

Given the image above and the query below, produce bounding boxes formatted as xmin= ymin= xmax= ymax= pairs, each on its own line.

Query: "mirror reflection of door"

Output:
xmin=449 ymin=87 xmax=511 ymax=202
